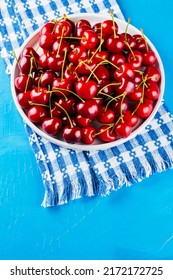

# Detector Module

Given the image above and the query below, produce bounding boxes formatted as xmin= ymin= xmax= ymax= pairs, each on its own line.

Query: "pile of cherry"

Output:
xmin=14 ymin=15 xmax=161 ymax=144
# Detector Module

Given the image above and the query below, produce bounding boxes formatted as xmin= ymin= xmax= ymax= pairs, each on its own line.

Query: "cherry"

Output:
xmin=57 ymin=97 xmax=76 ymax=115
xmin=127 ymin=50 xmax=143 ymax=69
xmin=93 ymin=65 xmax=109 ymax=80
xmin=113 ymin=77 xmax=135 ymax=94
xmin=133 ymin=34 xmax=146 ymax=51
xmin=144 ymin=80 xmax=160 ymax=100
xmin=39 ymin=33 xmax=56 ymax=50
xmin=81 ymin=126 xmax=96 ymax=144
xmin=30 ymin=87 xmax=49 ymax=105
xmin=54 ymin=20 xmax=72 ymax=37
xmin=113 ymin=62 xmax=134 ymax=81
xmin=90 ymin=50 xmax=109 ymax=63
xmin=76 ymin=19 xmax=91 ymax=29
xmin=40 ymin=70 xmax=56 ymax=87
xmin=15 ymin=74 xmax=33 ymax=92
xmin=75 ymin=25 xmax=91 ymax=37
xmin=123 ymin=110 xmax=138 ymax=127
xmin=61 ymin=115 xmax=77 ymax=127
xmin=76 ymin=114 xmax=92 ymax=127
xmin=128 ymin=86 xmax=143 ymax=101
xmin=122 ymin=33 xmax=136 ymax=50
xmin=96 ymin=106 xmax=115 ymax=124
xmin=52 ymin=39 xmax=71 ymax=54
xmin=97 ymin=79 xmax=113 ymax=95
xmin=142 ymin=50 xmax=157 ymax=65
xmin=17 ymin=90 xmax=31 ymax=108
xmin=75 ymin=58 xmax=97 ymax=75
xmin=80 ymin=30 xmax=99 ymax=49
xmin=21 ymin=47 xmax=39 ymax=60
xmin=97 ymin=125 xmax=116 ymax=142
xmin=64 ymin=63 xmax=78 ymax=82
xmin=134 ymin=72 xmax=143 ymax=85
xmin=38 ymin=53 xmax=49 ymax=69
xmin=101 ymin=19 xmax=118 ymax=37
xmin=106 ymin=34 xmax=125 ymax=53
xmin=114 ymin=122 xmax=132 ymax=138
xmin=63 ymin=126 xmax=82 ymax=144
xmin=135 ymin=98 xmax=153 ymax=118
xmin=75 ymin=80 xmax=98 ymax=99
xmin=42 ymin=117 xmax=62 ymax=136
xmin=18 ymin=56 xmax=37 ymax=75
xmin=68 ymin=46 xmax=87 ymax=65
xmin=47 ymin=54 xmax=64 ymax=71
xmin=110 ymin=97 xmax=128 ymax=116
xmin=52 ymin=78 xmax=72 ymax=97
xmin=40 ymin=22 xmax=55 ymax=35
xmin=110 ymin=53 xmax=126 ymax=67
xmin=76 ymin=99 xmax=98 ymax=118
xmin=145 ymin=65 xmax=161 ymax=83
xmin=28 ymin=105 xmax=48 ymax=123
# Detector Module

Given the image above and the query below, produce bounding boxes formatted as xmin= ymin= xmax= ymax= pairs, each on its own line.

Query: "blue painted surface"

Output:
xmin=1 ymin=0 xmax=173 ymax=260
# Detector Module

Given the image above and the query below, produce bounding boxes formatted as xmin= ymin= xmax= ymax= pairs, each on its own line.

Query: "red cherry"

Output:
xmin=64 ymin=63 xmax=78 ymax=82
xmin=94 ymin=65 xmax=110 ymax=80
xmin=76 ymin=58 xmax=97 ymax=75
xmin=68 ymin=46 xmax=87 ymax=65
xmin=97 ymin=125 xmax=116 ymax=142
xmin=21 ymin=47 xmax=39 ymax=60
xmin=52 ymin=39 xmax=71 ymax=54
xmin=114 ymin=122 xmax=132 ymax=138
xmin=57 ymin=97 xmax=76 ymax=115
xmin=28 ymin=105 xmax=48 ymax=123
xmin=75 ymin=25 xmax=91 ymax=37
xmin=113 ymin=77 xmax=135 ymax=94
xmin=96 ymin=106 xmax=115 ymax=124
xmin=80 ymin=30 xmax=99 ymax=49
xmin=145 ymin=65 xmax=161 ymax=83
xmin=62 ymin=126 xmax=82 ymax=144
xmin=76 ymin=99 xmax=98 ymax=118
xmin=110 ymin=97 xmax=128 ymax=116
xmin=135 ymin=98 xmax=153 ymax=118
xmin=40 ymin=70 xmax=56 ymax=87
xmin=90 ymin=50 xmax=109 ymax=63
xmin=128 ymin=86 xmax=143 ymax=101
xmin=127 ymin=50 xmax=143 ymax=69
xmin=81 ymin=126 xmax=96 ymax=144
xmin=15 ymin=74 xmax=33 ymax=92
xmin=113 ymin=63 xmax=134 ymax=81
xmin=52 ymin=78 xmax=72 ymax=97
xmin=30 ymin=87 xmax=49 ymax=104
xmin=122 ymin=33 xmax=136 ymax=50
xmin=142 ymin=50 xmax=157 ymax=65
xmin=76 ymin=114 xmax=92 ymax=127
xmin=47 ymin=54 xmax=64 ymax=71
xmin=144 ymin=80 xmax=160 ymax=100
xmin=133 ymin=34 xmax=146 ymax=51
xmin=17 ymin=90 xmax=31 ymax=108
xmin=54 ymin=20 xmax=72 ymax=37
xmin=110 ymin=53 xmax=126 ymax=67
xmin=76 ymin=19 xmax=91 ymax=29
xmin=38 ymin=53 xmax=49 ymax=69
xmin=101 ymin=19 xmax=118 ymax=37
xmin=106 ymin=34 xmax=125 ymax=53
xmin=42 ymin=117 xmax=62 ymax=136
xmin=123 ymin=110 xmax=138 ymax=127
xmin=39 ymin=22 xmax=55 ymax=35
xmin=75 ymin=80 xmax=98 ymax=99
xmin=39 ymin=33 xmax=56 ymax=50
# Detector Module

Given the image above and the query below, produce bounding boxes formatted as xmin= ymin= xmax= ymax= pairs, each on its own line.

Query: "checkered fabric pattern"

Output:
xmin=1 ymin=0 xmax=173 ymax=207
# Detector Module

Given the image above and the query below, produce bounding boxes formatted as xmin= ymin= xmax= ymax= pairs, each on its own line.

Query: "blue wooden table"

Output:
xmin=1 ymin=0 xmax=173 ymax=260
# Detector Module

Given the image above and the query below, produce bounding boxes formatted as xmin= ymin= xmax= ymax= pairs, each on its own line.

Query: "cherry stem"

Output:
xmin=104 ymin=92 xmax=126 ymax=111
xmin=77 ymin=60 xmax=100 ymax=83
xmin=98 ymin=82 xmax=121 ymax=94
xmin=125 ymin=18 xmax=131 ymax=40
xmin=86 ymin=58 xmax=105 ymax=82
xmin=61 ymin=49 xmax=67 ymax=81
xmin=140 ymin=28 xmax=149 ymax=52
xmin=24 ymin=57 xmax=34 ymax=92
xmin=51 ymin=87 xmax=84 ymax=102
xmin=48 ymin=85 xmax=53 ymax=118
xmin=97 ymin=56 xmax=119 ymax=69
xmin=93 ymin=123 xmax=114 ymax=137
xmin=29 ymin=102 xmax=49 ymax=108
xmin=12 ymin=50 xmax=22 ymax=73
xmin=88 ymin=39 xmax=104 ymax=62
xmin=110 ymin=9 xmax=116 ymax=38
xmin=56 ymin=26 xmax=65 ymax=57
xmin=125 ymin=41 xmax=136 ymax=61
xmin=132 ymin=82 xmax=145 ymax=115
xmin=119 ymin=91 xmax=127 ymax=122
xmin=99 ymin=24 xmax=103 ymax=52
xmin=55 ymin=102 xmax=73 ymax=128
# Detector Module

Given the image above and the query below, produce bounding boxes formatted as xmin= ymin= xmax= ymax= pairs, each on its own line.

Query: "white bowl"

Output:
xmin=11 ymin=13 xmax=165 ymax=151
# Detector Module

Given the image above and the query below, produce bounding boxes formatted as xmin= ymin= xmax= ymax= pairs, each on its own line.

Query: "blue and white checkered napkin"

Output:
xmin=1 ymin=0 xmax=173 ymax=207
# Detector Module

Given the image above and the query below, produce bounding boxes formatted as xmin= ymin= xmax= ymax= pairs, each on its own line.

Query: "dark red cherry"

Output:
xmin=47 ymin=54 xmax=64 ymax=71
xmin=42 ymin=117 xmax=62 ymax=136
xmin=30 ymin=87 xmax=49 ymax=105
xmin=75 ymin=79 xmax=98 ymax=99
xmin=122 ymin=33 xmax=136 ymax=50
xmin=106 ymin=34 xmax=125 ymax=53
xmin=62 ymin=126 xmax=82 ymax=144
xmin=80 ymin=30 xmax=99 ymax=49
xmin=114 ymin=122 xmax=132 ymax=138
xmin=123 ymin=110 xmax=138 ymax=127
xmin=135 ymin=98 xmax=153 ymax=118
xmin=113 ymin=63 xmax=134 ymax=81
xmin=76 ymin=114 xmax=93 ymax=127
xmin=81 ymin=126 xmax=96 ymax=144
xmin=127 ymin=50 xmax=143 ymax=69
xmin=101 ymin=19 xmax=118 ymax=37
xmin=144 ymin=80 xmax=160 ymax=100
xmin=128 ymin=86 xmax=143 ymax=101
xmin=96 ymin=106 xmax=115 ymax=124
xmin=76 ymin=99 xmax=98 ymax=118
xmin=39 ymin=33 xmax=56 ymax=50
xmin=52 ymin=39 xmax=71 ymax=54
xmin=54 ymin=20 xmax=72 ymax=37
xmin=17 ymin=90 xmax=31 ymax=108
xmin=40 ymin=70 xmax=56 ymax=87
xmin=97 ymin=125 xmax=116 ymax=142
xmin=28 ymin=105 xmax=48 ymax=123
xmin=15 ymin=74 xmax=33 ymax=92
xmin=144 ymin=65 xmax=161 ymax=83
xmin=52 ymin=78 xmax=72 ymax=97
xmin=39 ymin=22 xmax=55 ymax=35
xmin=142 ymin=50 xmax=157 ymax=65
xmin=68 ymin=46 xmax=87 ymax=65
xmin=110 ymin=53 xmax=126 ymax=68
